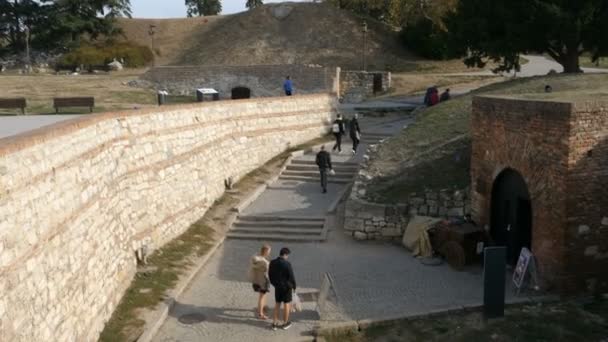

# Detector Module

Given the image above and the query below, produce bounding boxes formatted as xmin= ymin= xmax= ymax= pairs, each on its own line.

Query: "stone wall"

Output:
xmin=471 ymin=96 xmax=608 ymax=294
xmin=0 ymin=94 xmax=337 ymax=341
xmin=344 ymin=157 xmax=470 ymax=241
xmin=140 ymin=64 xmax=338 ymax=98
xmin=339 ymin=70 xmax=391 ymax=103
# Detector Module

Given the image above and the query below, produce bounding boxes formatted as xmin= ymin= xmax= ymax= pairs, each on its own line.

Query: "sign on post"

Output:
xmin=513 ymin=247 xmax=539 ymax=295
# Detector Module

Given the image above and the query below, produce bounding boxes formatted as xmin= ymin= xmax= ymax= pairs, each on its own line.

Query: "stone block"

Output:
xmin=438 ymin=207 xmax=448 ymax=216
xmin=602 ymin=217 xmax=608 ymax=226
xmin=364 ymin=225 xmax=378 ymax=233
xmin=425 ymin=192 xmax=438 ymax=200
xmin=385 ymin=206 xmax=396 ymax=216
xmin=418 ymin=205 xmax=428 ymax=216
xmin=585 ymin=246 xmax=599 ymax=257
xmin=428 ymin=205 xmax=438 ymax=216
xmin=410 ymin=197 xmax=425 ymax=206
xmin=426 ymin=199 xmax=438 ymax=207
xmin=447 ymin=207 xmax=464 ymax=217
xmin=353 ymin=232 xmax=368 ymax=241
xmin=409 ymin=207 xmax=418 ymax=216
xmin=381 ymin=228 xmax=402 ymax=237
xmin=454 ymin=190 xmax=464 ymax=201
xmin=578 ymin=225 xmax=590 ymax=235
xmin=344 ymin=218 xmax=364 ymax=232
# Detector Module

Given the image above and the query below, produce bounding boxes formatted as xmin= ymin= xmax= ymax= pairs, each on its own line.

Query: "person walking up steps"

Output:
xmin=350 ymin=113 xmax=361 ymax=155
xmin=284 ymin=76 xmax=293 ymax=96
xmin=248 ymin=244 xmax=271 ymax=319
xmin=268 ymin=247 xmax=297 ymax=331
xmin=332 ymin=114 xmax=345 ymax=153
xmin=316 ymin=145 xmax=333 ymax=194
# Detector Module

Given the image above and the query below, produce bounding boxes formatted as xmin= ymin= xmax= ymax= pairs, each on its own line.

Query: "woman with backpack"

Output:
xmin=332 ymin=114 xmax=345 ymax=153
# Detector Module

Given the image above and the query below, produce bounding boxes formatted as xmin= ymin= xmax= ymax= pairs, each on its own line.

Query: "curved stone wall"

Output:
xmin=0 ymin=94 xmax=336 ymax=341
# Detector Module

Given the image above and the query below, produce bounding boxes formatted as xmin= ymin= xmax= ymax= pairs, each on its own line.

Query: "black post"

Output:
xmin=483 ymin=246 xmax=507 ymax=319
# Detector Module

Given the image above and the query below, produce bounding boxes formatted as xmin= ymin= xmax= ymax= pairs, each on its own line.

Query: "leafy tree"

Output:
xmin=245 ymin=0 xmax=263 ymax=10
xmin=447 ymin=0 xmax=608 ymax=73
xmin=186 ymin=0 xmax=222 ymax=17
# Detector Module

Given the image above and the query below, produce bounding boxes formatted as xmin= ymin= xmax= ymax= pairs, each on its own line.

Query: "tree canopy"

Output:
xmin=447 ymin=0 xmax=608 ymax=73
xmin=246 ymin=0 xmax=263 ymax=10
xmin=186 ymin=0 xmax=222 ymax=17
xmin=0 ymin=0 xmax=131 ymax=55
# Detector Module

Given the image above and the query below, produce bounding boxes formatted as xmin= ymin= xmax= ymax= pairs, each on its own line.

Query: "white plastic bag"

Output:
xmin=329 ymin=169 xmax=336 ymax=176
xmin=292 ymin=292 xmax=303 ymax=312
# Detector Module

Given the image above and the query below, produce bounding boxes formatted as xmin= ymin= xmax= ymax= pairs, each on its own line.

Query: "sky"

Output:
xmin=131 ymin=0 xmax=308 ymax=18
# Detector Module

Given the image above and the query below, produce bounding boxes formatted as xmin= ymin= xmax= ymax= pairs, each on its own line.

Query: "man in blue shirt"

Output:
xmin=283 ymin=76 xmax=293 ymax=96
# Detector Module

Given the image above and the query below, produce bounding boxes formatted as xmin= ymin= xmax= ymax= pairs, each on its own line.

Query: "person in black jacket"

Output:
xmin=268 ymin=247 xmax=297 ymax=331
xmin=331 ymin=114 xmax=345 ymax=153
xmin=349 ymin=114 xmax=361 ymax=155
xmin=315 ymin=145 xmax=333 ymax=193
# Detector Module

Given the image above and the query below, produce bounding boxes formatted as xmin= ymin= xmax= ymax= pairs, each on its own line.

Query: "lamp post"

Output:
xmin=25 ymin=27 xmax=31 ymax=73
xmin=362 ymin=21 xmax=368 ymax=71
xmin=148 ymin=24 xmax=157 ymax=66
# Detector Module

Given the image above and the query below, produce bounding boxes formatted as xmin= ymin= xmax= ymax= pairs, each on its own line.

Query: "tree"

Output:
xmin=186 ymin=0 xmax=222 ymax=17
xmin=245 ymin=0 xmax=263 ymax=10
xmin=447 ymin=0 xmax=608 ymax=73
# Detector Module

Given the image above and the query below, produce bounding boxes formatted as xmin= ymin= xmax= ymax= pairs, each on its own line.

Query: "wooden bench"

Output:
xmin=0 ymin=98 xmax=27 ymax=114
xmin=53 ymin=97 xmax=95 ymax=113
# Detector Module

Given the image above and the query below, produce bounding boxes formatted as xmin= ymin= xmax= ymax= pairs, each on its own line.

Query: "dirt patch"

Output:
xmin=324 ymin=300 xmax=608 ymax=342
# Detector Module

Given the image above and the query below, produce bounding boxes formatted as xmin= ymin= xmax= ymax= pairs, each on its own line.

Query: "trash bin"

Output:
xmin=157 ymin=90 xmax=168 ymax=106
xmin=196 ymin=88 xmax=219 ymax=102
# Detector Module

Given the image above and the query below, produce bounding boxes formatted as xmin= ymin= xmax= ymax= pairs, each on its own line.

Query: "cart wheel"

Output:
xmin=441 ymin=241 xmax=466 ymax=271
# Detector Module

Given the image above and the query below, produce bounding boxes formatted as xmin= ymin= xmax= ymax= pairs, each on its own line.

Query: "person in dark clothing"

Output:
xmin=331 ymin=114 xmax=345 ymax=153
xmin=284 ymin=76 xmax=293 ymax=96
xmin=315 ymin=145 xmax=333 ymax=193
xmin=349 ymin=114 xmax=361 ymax=155
xmin=440 ymin=88 xmax=451 ymax=102
xmin=268 ymin=247 xmax=297 ymax=331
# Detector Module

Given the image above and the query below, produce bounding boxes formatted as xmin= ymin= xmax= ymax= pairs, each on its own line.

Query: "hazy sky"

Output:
xmin=131 ymin=0 xmax=308 ymax=18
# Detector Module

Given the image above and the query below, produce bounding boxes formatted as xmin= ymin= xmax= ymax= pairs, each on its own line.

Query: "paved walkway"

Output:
xmin=0 ymin=114 xmax=83 ymax=139
xmin=151 ymin=114 xmax=533 ymax=342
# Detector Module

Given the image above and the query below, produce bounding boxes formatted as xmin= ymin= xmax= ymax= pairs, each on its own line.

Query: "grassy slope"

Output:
xmin=367 ymin=73 xmax=608 ymax=203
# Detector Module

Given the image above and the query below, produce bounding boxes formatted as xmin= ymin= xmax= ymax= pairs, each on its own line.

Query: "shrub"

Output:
xmin=58 ymin=41 xmax=153 ymax=70
xmin=401 ymin=19 xmax=457 ymax=60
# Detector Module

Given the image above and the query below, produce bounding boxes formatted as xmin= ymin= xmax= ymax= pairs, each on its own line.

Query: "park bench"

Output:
xmin=53 ymin=97 xmax=95 ymax=113
xmin=0 ymin=98 xmax=27 ymax=115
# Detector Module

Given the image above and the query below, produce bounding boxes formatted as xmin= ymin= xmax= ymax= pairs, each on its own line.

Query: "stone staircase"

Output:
xmin=227 ymin=215 xmax=327 ymax=241
xmin=278 ymin=159 xmax=359 ymax=184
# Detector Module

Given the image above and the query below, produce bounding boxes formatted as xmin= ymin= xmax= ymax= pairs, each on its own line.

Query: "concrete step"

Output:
xmin=234 ymin=221 xmax=324 ymax=228
xmin=226 ymin=232 xmax=325 ymax=242
xmin=291 ymin=159 xmax=358 ymax=167
xmin=278 ymin=175 xmax=352 ymax=184
xmin=230 ymin=227 xmax=323 ymax=235
xmin=237 ymin=215 xmax=325 ymax=222
xmin=286 ymin=165 xmax=358 ymax=172
xmin=281 ymin=170 xmax=355 ymax=178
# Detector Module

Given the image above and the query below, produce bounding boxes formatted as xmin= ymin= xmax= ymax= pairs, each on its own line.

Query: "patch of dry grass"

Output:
xmin=0 ymin=70 xmax=156 ymax=115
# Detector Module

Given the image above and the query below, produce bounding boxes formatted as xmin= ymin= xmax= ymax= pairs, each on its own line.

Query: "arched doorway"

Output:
xmin=231 ymin=87 xmax=251 ymax=100
xmin=490 ymin=168 xmax=532 ymax=265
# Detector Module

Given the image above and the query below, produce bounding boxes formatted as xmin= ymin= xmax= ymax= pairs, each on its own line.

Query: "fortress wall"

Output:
xmin=0 ymin=94 xmax=336 ymax=341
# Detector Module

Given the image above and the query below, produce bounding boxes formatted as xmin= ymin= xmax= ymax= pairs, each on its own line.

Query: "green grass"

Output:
xmin=366 ymin=73 xmax=608 ymax=203
xmin=324 ymin=300 xmax=608 ymax=342
xmin=580 ymin=56 xmax=608 ymax=69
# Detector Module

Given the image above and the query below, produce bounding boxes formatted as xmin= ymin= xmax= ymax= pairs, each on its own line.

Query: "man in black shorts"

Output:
xmin=268 ymin=247 xmax=297 ymax=330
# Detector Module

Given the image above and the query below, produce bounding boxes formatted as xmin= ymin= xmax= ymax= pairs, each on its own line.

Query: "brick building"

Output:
xmin=470 ymin=96 xmax=608 ymax=293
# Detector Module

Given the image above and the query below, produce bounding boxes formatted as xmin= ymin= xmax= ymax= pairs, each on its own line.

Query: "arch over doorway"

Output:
xmin=490 ymin=168 xmax=532 ymax=265
xmin=231 ymin=86 xmax=251 ymax=100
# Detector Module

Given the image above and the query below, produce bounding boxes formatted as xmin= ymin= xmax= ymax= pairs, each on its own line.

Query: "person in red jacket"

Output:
xmin=429 ymin=87 xmax=440 ymax=106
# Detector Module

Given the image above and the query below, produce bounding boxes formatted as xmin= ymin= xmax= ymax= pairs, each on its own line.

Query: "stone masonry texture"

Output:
xmin=470 ymin=96 xmax=608 ymax=294
xmin=140 ymin=65 xmax=337 ymax=98
xmin=0 ymin=94 xmax=336 ymax=342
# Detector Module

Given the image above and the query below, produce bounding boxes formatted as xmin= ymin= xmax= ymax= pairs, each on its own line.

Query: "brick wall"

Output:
xmin=564 ymin=102 xmax=608 ymax=293
xmin=140 ymin=64 xmax=337 ymax=98
xmin=0 ymin=94 xmax=336 ymax=341
xmin=471 ymin=96 xmax=608 ymax=294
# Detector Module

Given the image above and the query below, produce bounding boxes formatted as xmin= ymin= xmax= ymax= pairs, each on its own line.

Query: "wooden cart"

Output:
xmin=428 ymin=222 xmax=487 ymax=271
